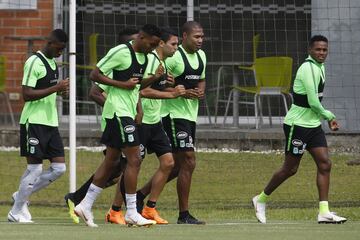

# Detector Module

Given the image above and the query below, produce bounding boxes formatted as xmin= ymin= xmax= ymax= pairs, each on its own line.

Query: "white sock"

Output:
xmin=11 ymin=164 xmax=42 ymax=214
xmin=31 ymin=163 xmax=66 ymax=193
xmin=81 ymin=183 xmax=103 ymax=209
xmin=125 ymin=193 xmax=137 ymax=215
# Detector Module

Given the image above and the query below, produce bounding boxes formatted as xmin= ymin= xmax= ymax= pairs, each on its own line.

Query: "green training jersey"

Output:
xmin=97 ymin=41 xmax=147 ymax=120
xmin=141 ymin=51 xmax=165 ymax=124
xmin=164 ymin=45 xmax=206 ymax=122
xmin=19 ymin=51 xmax=59 ymax=127
xmin=284 ymin=55 xmax=335 ymax=128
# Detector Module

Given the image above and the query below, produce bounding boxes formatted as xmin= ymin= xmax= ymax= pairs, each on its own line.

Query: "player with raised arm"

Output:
xmin=8 ymin=29 xmax=69 ymax=223
xmin=252 ymin=35 xmax=347 ymax=224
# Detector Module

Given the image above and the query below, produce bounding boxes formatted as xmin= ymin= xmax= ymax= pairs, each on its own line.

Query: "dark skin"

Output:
xmin=23 ymin=37 xmax=69 ymax=165
xmin=263 ymin=40 xmax=338 ymax=202
xmin=138 ymin=26 xmax=207 ymax=212
xmin=89 ymin=31 xmax=160 ymax=194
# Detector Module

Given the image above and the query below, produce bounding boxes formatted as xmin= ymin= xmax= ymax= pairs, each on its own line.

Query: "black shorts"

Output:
xmin=101 ymin=115 xmax=140 ymax=150
xmin=162 ymin=115 xmax=196 ymax=152
xmin=20 ymin=123 xmax=64 ymax=159
xmin=283 ymin=124 xmax=327 ymax=156
xmin=138 ymin=121 xmax=172 ymax=158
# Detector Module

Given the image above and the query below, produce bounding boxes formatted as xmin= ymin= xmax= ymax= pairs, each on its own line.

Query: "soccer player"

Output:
xmin=252 ymin=35 xmax=347 ymax=224
xmin=64 ymin=28 xmax=139 ymax=225
xmin=134 ymin=28 xmax=185 ymax=224
xmin=137 ymin=21 xmax=207 ymax=224
xmin=8 ymin=29 xmax=69 ymax=223
xmin=74 ymin=24 xmax=161 ymax=227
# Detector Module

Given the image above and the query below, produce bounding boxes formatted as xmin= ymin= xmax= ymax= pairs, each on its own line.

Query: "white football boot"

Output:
xmin=252 ymin=195 xmax=266 ymax=224
xmin=74 ymin=203 xmax=98 ymax=227
xmin=125 ymin=211 xmax=156 ymax=227
xmin=318 ymin=212 xmax=347 ymax=224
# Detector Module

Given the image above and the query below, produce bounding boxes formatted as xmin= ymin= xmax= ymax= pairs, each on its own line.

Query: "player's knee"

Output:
xmin=183 ymin=152 xmax=196 ymax=171
xmin=161 ymin=158 xmax=175 ymax=172
xmin=319 ymin=158 xmax=332 ymax=173
xmin=51 ymin=163 xmax=66 ymax=178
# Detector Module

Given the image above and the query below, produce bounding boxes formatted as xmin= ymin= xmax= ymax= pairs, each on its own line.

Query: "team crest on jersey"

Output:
xmin=292 ymin=139 xmax=303 ymax=147
xmin=28 ymin=137 xmax=39 ymax=146
xmin=176 ymin=131 xmax=188 ymax=139
xmin=124 ymin=125 xmax=135 ymax=133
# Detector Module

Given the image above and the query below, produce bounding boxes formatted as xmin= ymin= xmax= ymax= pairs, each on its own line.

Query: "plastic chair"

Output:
xmin=224 ymin=56 xmax=293 ymax=129
xmin=0 ymin=55 xmax=16 ymax=126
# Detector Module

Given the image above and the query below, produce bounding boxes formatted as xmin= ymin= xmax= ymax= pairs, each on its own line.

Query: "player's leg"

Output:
xmin=8 ymin=156 xmax=42 ymax=223
xmin=141 ymin=153 xmax=174 ymax=224
xmin=253 ymin=124 xmax=304 ymax=223
xmin=105 ymin=174 xmax=126 ymax=225
xmin=307 ymin=127 xmax=346 ymax=224
xmin=105 ymin=158 xmax=127 ymax=225
xmin=74 ymin=146 xmax=121 ymax=227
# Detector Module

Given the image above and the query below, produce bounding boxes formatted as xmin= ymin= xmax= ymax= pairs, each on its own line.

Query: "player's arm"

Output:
xmin=89 ymin=84 xmax=106 ymax=107
xmin=90 ymin=47 xmax=138 ymax=89
xmin=302 ymin=63 xmax=335 ymax=121
xmin=135 ymin=95 xmax=143 ymax=125
xmin=23 ymin=79 xmax=69 ymax=101
xmin=22 ymin=57 xmax=69 ymax=101
xmin=140 ymin=85 xmax=185 ymax=99
xmin=90 ymin=67 xmax=138 ymax=90
xmin=140 ymin=64 xmax=165 ymax=89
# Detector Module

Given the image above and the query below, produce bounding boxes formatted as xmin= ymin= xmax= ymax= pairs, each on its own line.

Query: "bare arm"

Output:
xmin=89 ymin=84 xmax=106 ymax=107
xmin=140 ymin=85 xmax=186 ymax=99
xmin=89 ymin=67 xmax=138 ymax=90
xmin=140 ymin=64 xmax=165 ymax=90
xmin=22 ymin=78 xmax=69 ymax=101
xmin=135 ymin=96 xmax=143 ymax=125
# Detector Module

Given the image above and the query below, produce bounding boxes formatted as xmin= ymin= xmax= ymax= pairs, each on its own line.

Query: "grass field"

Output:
xmin=0 ymin=150 xmax=360 ymax=239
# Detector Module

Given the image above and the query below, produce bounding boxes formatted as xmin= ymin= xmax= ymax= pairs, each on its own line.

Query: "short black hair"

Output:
xmin=50 ymin=29 xmax=68 ymax=43
xmin=182 ymin=21 xmax=202 ymax=34
xmin=160 ymin=28 xmax=178 ymax=42
xmin=118 ymin=28 xmax=138 ymax=43
xmin=309 ymin=35 xmax=328 ymax=47
xmin=140 ymin=24 xmax=161 ymax=38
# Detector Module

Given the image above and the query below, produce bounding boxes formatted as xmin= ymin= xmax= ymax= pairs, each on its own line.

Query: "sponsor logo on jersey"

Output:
xmin=176 ymin=131 xmax=188 ymax=139
xmin=292 ymin=139 xmax=303 ymax=147
xmin=185 ymin=75 xmax=200 ymax=80
xmin=28 ymin=137 xmax=39 ymax=145
xmin=124 ymin=125 xmax=135 ymax=133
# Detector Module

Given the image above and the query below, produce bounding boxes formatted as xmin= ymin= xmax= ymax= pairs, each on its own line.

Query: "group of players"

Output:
xmin=7 ymin=20 xmax=347 ymax=227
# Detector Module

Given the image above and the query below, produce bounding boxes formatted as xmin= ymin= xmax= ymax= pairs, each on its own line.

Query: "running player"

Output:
xmin=64 ymin=28 xmax=138 ymax=225
xmin=137 ymin=21 xmax=207 ymax=224
xmin=74 ymin=24 xmax=161 ymax=227
xmin=252 ymin=35 xmax=347 ymax=224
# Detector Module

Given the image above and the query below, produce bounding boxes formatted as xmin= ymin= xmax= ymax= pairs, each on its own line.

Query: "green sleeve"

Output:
xmin=301 ymin=63 xmax=335 ymax=121
xmin=97 ymin=45 xmax=129 ymax=76
xmin=22 ymin=56 xmax=41 ymax=88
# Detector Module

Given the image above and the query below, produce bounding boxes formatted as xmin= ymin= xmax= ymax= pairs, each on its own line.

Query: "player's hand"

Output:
xmin=154 ymin=64 xmax=165 ymax=79
xmin=56 ymin=78 xmax=69 ymax=93
xmin=166 ymin=74 xmax=175 ymax=86
xmin=173 ymin=85 xmax=186 ymax=97
xmin=121 ymin=78 xmax=139 ymax=90
xmin=183 ymin=89 xmax=199 ymax=99
xmin=328 ymin=119 xmax=339 ymax=131
xmin=195 ymin=88 xmax=205 ymax=99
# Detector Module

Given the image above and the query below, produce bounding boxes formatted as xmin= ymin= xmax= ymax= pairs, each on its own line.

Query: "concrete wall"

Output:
xmin=312 ymin=0 xmax=360 ymax=131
